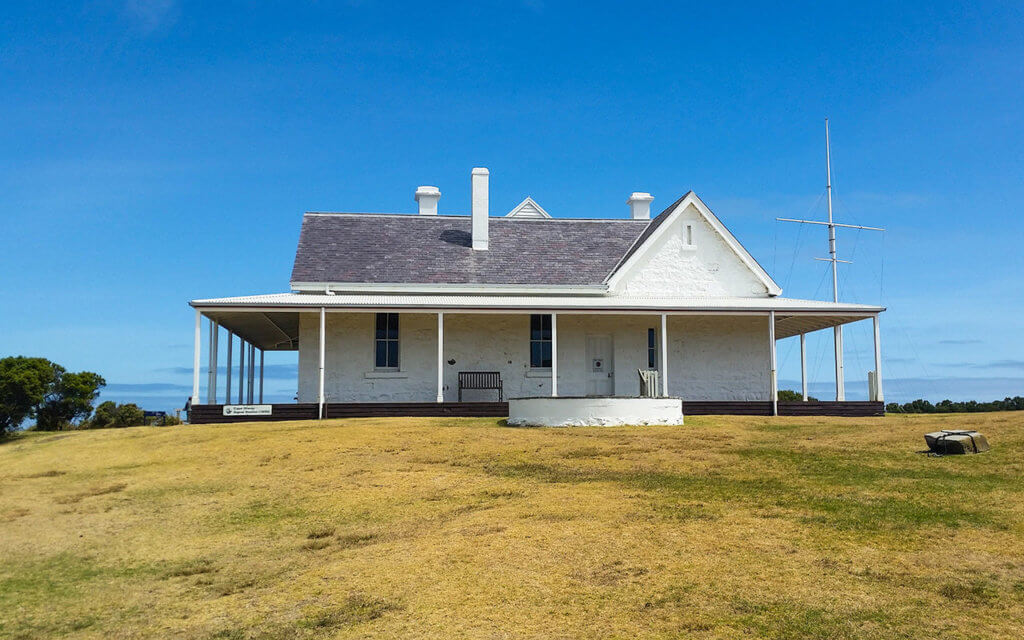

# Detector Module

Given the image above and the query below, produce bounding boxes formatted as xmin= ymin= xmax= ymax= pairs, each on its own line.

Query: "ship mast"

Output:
xmin=777 ymin=119 xmax=884 ymax=401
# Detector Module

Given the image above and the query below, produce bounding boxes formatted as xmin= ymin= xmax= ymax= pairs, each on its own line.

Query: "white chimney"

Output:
xmin=415 ymin=186 xmax=440 ymax=215
xmin=628 ymin=192 xmax=654 ymax=220
xmin=471 ymin=167 xmax=489 ymax=250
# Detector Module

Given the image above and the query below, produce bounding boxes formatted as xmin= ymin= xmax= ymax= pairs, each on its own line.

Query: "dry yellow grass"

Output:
xmin=2 ymin=412 xmax=1023 ymax=639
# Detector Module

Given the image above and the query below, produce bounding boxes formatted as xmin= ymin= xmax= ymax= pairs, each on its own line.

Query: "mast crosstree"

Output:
xmin=777 ymin=119 xmax=885 ymax=400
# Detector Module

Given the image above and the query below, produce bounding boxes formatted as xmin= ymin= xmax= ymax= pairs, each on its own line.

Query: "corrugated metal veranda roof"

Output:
xmin=191 ymin=292 xmax=883 ymax=349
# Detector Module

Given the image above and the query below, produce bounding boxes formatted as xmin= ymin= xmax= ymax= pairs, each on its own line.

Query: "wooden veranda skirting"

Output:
xmin=187 ymin=402 xmax=509 ymax=424
xmin=188 ymin=403 xmax=320 ymax=424
xmin=683 ymin=401 xmax=885 ymax=417
xmin=325 ymin=402 xmax=509 ymax=419
xmin=188 ymin=400 xmax=884 ymax=424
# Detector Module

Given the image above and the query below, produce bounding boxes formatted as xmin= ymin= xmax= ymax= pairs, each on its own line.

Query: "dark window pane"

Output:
xmin=387 ymin=341 xmax=399 ymax=368
xmin=375 ymin=340 xmax=388 ymax=367
xmin=387 ymin=313 xmax=399 ymax=336
xmin=375 ymin=314 xmax=387 ymax=339
xmin=648 ymin=328 xmax=655 ymax=349
xmin=529 ymin=316 xmax=554 ymax=368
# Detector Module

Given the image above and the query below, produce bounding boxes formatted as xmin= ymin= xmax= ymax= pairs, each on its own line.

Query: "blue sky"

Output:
xmin=2 ymin=1 xmax=1022 ymax=410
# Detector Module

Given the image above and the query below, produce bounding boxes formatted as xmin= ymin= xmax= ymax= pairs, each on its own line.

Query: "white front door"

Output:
xmin=585 ymin=334 xmax=614 ymax=396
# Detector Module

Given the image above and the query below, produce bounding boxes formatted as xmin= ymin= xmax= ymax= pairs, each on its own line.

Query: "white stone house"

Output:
xmin=188 ymin=168 xmax=885 ymax=422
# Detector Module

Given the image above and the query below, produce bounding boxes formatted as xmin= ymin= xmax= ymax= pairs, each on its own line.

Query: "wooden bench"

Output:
xmin=458 ymin=371 xmax=503 ymax=402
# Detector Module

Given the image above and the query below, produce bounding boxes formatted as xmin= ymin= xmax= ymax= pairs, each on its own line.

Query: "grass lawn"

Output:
xmin=1 ymin=413 xmax=1023 ymax=639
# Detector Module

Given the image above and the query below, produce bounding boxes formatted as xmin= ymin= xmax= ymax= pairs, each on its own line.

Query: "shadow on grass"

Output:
xmin=0 ymin=431 xmax=29 ymax=446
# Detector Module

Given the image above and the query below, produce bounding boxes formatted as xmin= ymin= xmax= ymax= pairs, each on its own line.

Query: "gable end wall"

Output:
xmin=612 ymin=203 xmax=770 ymax=298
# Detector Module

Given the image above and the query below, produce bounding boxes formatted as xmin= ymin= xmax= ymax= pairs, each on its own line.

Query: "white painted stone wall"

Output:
xmin=508 ymin=397 xmax=684 ymax=427
xmin=297 ymin=312 xmax=438 ymax=403
xmin=666 ymin=315 xmax=771 ymax=401
xmin=614 ymin=203 xmax=769 ymax=298
xmin=297 ymin=312 xmax=771 ymax=402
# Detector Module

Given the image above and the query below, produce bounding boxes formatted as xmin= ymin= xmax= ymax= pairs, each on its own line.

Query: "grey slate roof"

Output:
xmin=290 ymin=213 xmax=653 ymax=286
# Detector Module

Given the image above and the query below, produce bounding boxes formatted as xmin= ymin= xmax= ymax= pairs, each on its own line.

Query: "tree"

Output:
xmin=0 ymin=357 xmax=60 ymax=435
xmin=34 ymin=369 xmax=105 ymax=431
xmin=88 ymin=401 xmax=146 ymax=429
xmin=158 ymin=413 xmax=182 ymax=426
xmin=89 ymin=401 xmax=118 ymax=429
xmin=885 ymin=396 xmax=1024 ymax=414
xmin=777 ymin=389 xmax=819 ymax=402
xmin=112 ymin=403 xmax=145 ymax=428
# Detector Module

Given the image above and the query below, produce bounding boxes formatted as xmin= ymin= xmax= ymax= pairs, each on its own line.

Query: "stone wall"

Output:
xmin=614 ymin=202 xmax=770 ymax=298
xmin=297 ymin=312 xmax=771 ymax=402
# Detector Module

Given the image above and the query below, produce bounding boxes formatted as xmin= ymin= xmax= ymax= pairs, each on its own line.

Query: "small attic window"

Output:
xmin=686 ymin=225 xmax=693 ymax=245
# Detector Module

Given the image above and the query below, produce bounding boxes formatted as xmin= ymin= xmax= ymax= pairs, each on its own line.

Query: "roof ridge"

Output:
xmin=303 ymin=211 xmax=647 ymax=222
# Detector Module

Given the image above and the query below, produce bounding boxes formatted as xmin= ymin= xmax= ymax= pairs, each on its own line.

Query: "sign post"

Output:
xmin=222 ymin=405 xmax=273 ymax=417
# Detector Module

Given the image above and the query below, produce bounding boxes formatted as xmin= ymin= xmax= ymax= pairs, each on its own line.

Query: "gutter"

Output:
xmin=190 ymin=300 xmax=886 ymax=315
xmin=289 ymin=282 xmax=610 ymax=296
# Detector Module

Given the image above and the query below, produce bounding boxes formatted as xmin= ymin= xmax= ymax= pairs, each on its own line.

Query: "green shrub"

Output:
xmin=777 ymin=389 xmax=819 ymax=402
xmin=88 ymin=402 xmax=145 ymax=429
xmin=89 ymin=401 xmax=117 ymax=429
